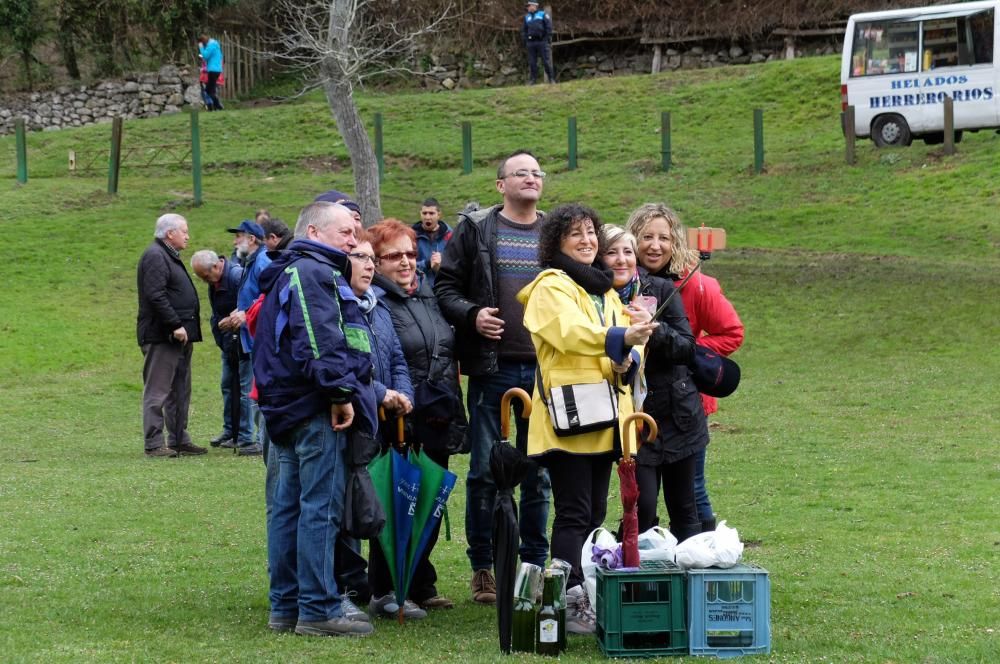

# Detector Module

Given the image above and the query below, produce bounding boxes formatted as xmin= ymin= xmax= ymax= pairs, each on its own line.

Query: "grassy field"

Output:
xmin=1 ymin=56 xmax=998 ymax=662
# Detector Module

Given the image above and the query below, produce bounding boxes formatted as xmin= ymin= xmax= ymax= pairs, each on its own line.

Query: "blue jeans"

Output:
xmin=466 ymin=361 xmax=551 ymax=570
xmin=693 ymin=447 xmax=714 ymax=522
xmin=220 ymin=352 xmax=255 ymax=444
xmin=267 ymin=413 xmax=348 ymax=622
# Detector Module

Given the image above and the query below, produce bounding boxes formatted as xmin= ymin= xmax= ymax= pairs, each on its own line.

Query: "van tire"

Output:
xmin=871 ymin=114 xmax=912 ymax=147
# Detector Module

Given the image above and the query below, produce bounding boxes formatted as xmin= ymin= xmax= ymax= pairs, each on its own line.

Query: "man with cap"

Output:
xmin=220 ymin=219 xmax=272 ymax=456
xmin=522 ymin=1 xmax=555 ymax=85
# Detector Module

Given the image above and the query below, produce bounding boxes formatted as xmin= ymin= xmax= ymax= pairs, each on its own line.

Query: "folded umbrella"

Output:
xmin=490 ymin=387 xmax=532 ymax=654
xmin=619 ymin=412 xmax=657 ymax=568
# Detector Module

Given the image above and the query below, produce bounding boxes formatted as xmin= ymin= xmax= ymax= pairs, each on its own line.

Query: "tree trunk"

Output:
xmin=20 ymin=48 xmax=34 ymax=90
xmin=321 ymin=73 xmax=382 ymax=226
xmin=58 ymin=19 xmax=80 ymax=80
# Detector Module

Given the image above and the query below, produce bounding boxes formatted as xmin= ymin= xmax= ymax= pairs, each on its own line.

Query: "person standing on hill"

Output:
xmin=435 ymin=150 xmax=552 ymax=604
xmin=198 ymin=33 xmax=224 ymax=111
xmin=136 ymin=214 xmax=205 ymax=458
xmin=522 ymin=1 xmax=555 ymax=84
xmin=412 ymin=198 xmax=452 ymax=289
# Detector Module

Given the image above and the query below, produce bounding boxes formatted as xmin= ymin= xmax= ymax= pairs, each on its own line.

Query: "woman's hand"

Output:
xmin=612 ymin=355 xmax=633 ymax=374
xmin=625 ymin=303 xmax=652 ymax=324
xmin=383 ymin=389 xmax=413 ymax=415
xmin=624 ymin=320 xmax=658 ymax=347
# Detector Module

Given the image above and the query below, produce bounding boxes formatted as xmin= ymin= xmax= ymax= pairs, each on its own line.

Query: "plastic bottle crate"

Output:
xmin=686 ymin=563 xmax=771 ymax=658
xmin=595 ymin=559 xmax=688 ymax=658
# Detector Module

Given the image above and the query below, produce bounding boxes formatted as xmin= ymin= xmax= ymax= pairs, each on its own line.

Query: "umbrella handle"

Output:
xmin=500 ymin=387 xmax=532 ymax=440
xmin=622 ymin=412 xmax=657 ymax=461
xmin=396 ymin=416 xmax=405 ymax=449
xmin=378 ymin=406 xmax=387 ymax=421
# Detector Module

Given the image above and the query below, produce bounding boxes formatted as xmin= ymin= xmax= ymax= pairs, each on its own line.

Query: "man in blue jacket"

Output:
xmin=253 ymin=201 xmax=377 ymax=637
xmin=412 ymin=198 xmax=452 ymax=289
xmin=197 ymin=33 xmax=224 ymax=111
xmin=522 ymin=1 xmax=555 ymax=84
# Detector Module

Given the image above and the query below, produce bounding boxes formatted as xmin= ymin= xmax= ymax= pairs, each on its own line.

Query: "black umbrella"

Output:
xmin=227 ymin=332 xmax=241 ymax=454
xmin=490 ymin=387 xmax=532 ymax=655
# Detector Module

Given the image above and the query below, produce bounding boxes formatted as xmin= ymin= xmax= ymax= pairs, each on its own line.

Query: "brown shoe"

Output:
xmin=145 ymin=446 xmax=178 ymax=458
xmin=419 ymin=595 xmax=455 ymax=610
xmin=470 ymin=569 xmax=496 ymax=604
xmin=170 ymin=442 xmax=207 ymax=456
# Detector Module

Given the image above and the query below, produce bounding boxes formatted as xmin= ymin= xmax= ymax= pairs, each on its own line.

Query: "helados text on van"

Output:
xmin=870 ymin=74 xmax=994 ymax=108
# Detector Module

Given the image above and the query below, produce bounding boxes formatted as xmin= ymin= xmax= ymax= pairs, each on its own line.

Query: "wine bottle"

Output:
xmin=536 ymin=571 xmax=560 ymax=656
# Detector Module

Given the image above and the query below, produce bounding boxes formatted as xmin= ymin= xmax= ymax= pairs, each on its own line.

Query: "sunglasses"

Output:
xmin=379 ymin=250 xmax=417 ymax=263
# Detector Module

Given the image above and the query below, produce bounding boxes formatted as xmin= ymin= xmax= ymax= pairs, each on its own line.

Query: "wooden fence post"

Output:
xmin=107 ymin=117 xmax=123 ymax=194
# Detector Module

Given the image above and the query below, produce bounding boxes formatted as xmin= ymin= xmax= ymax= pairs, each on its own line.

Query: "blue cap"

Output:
xmin=314 ymin=190 xmax=362 ymax=216
xmin=226 ymin=220 xmax=265 ymax=239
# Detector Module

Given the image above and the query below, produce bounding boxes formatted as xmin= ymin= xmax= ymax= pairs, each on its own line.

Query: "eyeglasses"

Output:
xmin=348 ymin=252 xmax=379 ymax=266
xmin=378 ymin=250 xmax=417 ymax=263
xmin=501 ymin=169 xmax=546 ymax=179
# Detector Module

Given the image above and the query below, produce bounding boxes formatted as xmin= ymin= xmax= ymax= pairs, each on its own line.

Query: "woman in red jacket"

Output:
xmin=626 ymin=203 xmax=744 ymax=532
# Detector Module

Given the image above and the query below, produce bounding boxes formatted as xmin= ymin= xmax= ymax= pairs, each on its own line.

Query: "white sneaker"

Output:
xmin=566 ymin=585 xmax=596 ymax=634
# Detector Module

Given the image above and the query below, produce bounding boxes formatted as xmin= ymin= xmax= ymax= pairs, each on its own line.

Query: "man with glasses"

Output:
xmin=435 ymin=149 xmax=551 ymax=604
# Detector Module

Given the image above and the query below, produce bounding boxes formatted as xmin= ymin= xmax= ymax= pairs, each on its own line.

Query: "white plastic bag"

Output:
xmin=675 ymin=520 xmax=744 ymax=569
xmin=581 ymin=526 xmax=618 ymax=608
xmin=637 ymin=526 xmax=678 ymax=563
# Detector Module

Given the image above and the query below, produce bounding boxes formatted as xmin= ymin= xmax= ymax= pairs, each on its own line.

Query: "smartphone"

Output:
xmin=686 ymin=226 xmax=726 ymax=253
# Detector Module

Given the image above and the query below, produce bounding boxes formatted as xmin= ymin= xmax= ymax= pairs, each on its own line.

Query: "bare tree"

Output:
xmin=273 ymin=0 xmax=452 ymax=224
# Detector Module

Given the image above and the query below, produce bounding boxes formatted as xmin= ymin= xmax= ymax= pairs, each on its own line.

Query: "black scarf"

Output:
xmin=548 ymin=252 xmax=613 ymax=295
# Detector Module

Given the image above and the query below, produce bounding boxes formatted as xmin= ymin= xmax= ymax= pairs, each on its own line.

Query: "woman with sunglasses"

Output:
xmin=599 ymin=224 xmax=706 ymax=544
xmin=366 ymin=219 xmax=467 ymax=613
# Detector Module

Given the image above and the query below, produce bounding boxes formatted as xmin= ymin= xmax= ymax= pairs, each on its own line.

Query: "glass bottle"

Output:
xmin=549 ymin=560 xmax=572 ymax=652
xmin=536 ymin=571 xmax=560 ymax=656
xmin=512 ymin=563 xmax=541 ymax=653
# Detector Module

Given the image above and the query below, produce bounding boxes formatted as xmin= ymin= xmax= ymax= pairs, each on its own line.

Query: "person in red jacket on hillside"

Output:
xmin=626 ymin=203 xmax=744 ymax=532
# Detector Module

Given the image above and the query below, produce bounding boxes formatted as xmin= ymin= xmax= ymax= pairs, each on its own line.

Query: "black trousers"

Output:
xmin=526 ymin=40 xmax=555 ymax=83
xmin=368 ymin=446 xmax=449 ymax=603
xmin=205 ymin=71 xmax=223 ymax=111
xmin=636 ymin=453 xmax=702 ymax=543
xmin=543 ymin=450 xmax=615 ymax=588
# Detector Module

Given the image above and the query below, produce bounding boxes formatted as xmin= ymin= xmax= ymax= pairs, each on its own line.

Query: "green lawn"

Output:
xmin=1 ymin=56 xmax=997 ymax=662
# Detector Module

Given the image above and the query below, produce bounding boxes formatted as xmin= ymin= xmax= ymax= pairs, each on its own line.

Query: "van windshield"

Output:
xmin=850 ymin=8 xmax=994 ymax=77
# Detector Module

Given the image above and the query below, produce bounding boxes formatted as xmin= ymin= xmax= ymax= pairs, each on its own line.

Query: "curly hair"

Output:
xmin=538 ymin=203 xmax=603 ymax=267
xmin=625 ymin=202 xmax=699 ymax=275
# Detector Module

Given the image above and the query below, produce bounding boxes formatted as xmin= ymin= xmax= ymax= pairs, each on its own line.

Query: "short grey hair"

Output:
xmin=294 ymin=201 xmax=351 ymax=239
xmin=154 ymin=213 xmax=187 ymax=239
xmin=190 ymin=249 xmax=220 ymax=272
xmin=600 ymin=225 xmax=637 ymax=252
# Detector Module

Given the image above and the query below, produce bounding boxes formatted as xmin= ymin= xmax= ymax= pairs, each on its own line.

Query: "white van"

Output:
xmin=841 ymin=1 xmax=999 ymax=146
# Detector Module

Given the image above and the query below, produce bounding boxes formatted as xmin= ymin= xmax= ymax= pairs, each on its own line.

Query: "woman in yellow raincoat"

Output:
xmin=517 ymin=203 xmax=657 ymax=634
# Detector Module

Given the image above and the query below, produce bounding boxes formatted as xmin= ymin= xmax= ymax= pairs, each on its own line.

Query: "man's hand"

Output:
xmin=430 ymin=251 xmax=442 ymax=272
xmin=172 ymin=327 xmax=189 ymax=344
xmin=229 ymin=310 xmax=247 ymax=329
xmin=331 ymin=403 xmax=354 ymax=431
xmin=475 ymin=307 xmax=505 ymax=341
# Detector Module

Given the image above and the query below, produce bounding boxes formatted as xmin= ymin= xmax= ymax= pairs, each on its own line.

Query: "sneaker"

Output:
xmin=210 ymin=432 xmax=232 ymax=447
xmin=470 ymin=568 xmax=496 ymax=604
xmin=145 ymin=446 xmax=178 ymax=458
xmin=220 ymin=438 xmax=238 ymax=449
xmin=268 ymin=614 xmax=297 ymax=633
xmin=566 ymin=585 xmax=596 ymax=635
xmin=295 ymin=616 xmax=373 ymax=637
xmin=170 ymin=442 xmax=208 ymax=456
xmin=369 ymin=594 xmax=426 ymax=619
xmin=419 ymin=595 xmax=455 ymax=610
xmin=342 ymin=595 xmax=370 ymax=623
xmin=237 ymin=444 xmax=263 ymax=456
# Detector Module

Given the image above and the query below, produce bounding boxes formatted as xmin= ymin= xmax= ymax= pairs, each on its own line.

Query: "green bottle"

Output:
xmin=512 ymin=563 xmax=542 ymax=653
xmin=536 ymin=571 xmax=560 ymax=656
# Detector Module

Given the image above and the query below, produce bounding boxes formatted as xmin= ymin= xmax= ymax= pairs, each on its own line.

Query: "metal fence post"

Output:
xmin=568 ymin=116 xmax=577 ymax=171
xmin=661 ymin=111 xmax=672 ymax=172
xmin=190 ymin=109 xmax=203 ymax=205
xmin=108 ymin=117 xmax=123 ymax=195
xmin=753 ymin=108 xmax=764 ymax=174
xmin=462 ymin=121 xmax=472 ymax=174
xmin=943 ymin=96 xmax=956 ymax=155
xmin=15 ymin=118 xmax=27 ymax=184
xmin=844 ymin=106 xmax=856 ymax=166
xmin=374 ymin=112 xmax=384 ymax=183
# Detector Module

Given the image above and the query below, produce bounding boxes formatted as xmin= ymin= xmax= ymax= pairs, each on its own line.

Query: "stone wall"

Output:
xmin=0 ymin=65 xmax=204 ymax=135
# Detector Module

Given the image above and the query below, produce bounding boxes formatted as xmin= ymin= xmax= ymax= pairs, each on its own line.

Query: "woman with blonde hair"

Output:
xmin=600 ymin=223 xmax=706 ymax=543
xmin=625 ymin=203 xmax=744 ymax=533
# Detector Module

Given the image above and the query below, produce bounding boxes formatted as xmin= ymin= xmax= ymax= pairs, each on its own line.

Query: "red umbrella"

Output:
xmin=619 ymin=412 xmax=657 ymax=568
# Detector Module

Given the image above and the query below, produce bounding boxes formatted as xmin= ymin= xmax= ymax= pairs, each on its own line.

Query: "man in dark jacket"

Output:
xmin=522 ymin=1 xmax=555 ymax=84
xmin=434 ymin=150 xmax=551 ymax=603
xmin=136 ymin=214 xmax=205 ymax=457
xmin=411 ymin=197 xmax=452 ymax=289
xmin=191 ymin=250 xmax=254 ymax=449
xmin=253 ymin=201 xmax=376 ymax=637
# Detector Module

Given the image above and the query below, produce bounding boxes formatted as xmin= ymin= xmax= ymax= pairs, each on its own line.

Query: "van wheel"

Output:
xmin=871 ymin=114 xmax=912 ymax=147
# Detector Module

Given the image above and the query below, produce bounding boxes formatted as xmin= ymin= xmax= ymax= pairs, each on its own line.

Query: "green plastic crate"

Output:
xmin=596 ymin=560 xmax=688 ymax=658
